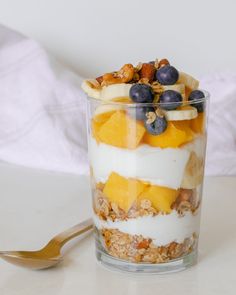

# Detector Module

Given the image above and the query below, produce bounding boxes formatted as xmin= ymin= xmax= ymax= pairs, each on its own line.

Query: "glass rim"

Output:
xmin=87 ymin=89 xmax=210 ymax=108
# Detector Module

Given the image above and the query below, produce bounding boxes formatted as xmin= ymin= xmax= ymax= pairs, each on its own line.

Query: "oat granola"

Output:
xmin=100 ymin=229 xmax=197 ymax=263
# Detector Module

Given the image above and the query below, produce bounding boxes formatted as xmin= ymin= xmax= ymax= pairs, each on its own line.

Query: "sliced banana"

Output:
xmin=81 ymin=80 xmax=132 ymax=101
xmin=177 ymin=72 xmax=199 ymax=92
xmin=163 ymin=84 xmax=186 ymax=99
xmin=81 ymin=79 xmax=101 ymax=99
xmin=100 ymin=83 xmax=132 ymax=101
xmin=164 ymin=106 xmax=198 ymax=121
xmin=181 ymin=151 xmax=204 ymax=189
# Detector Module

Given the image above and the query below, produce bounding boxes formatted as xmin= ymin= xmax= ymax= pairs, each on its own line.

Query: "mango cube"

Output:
xmin=139 ymin=185 xmax=178 ymax=213
xmin=92 ymin=111 xmax=115 ymax=141
xmin=190 ymin=112 xmax=205 ymax=134
xmin=144 ymin=121 xmax=194 ymax=148
xmin=98 ymin=111 xmax=146 ymax=149
xmin=103 ymin=172 xmax=147 ymax=212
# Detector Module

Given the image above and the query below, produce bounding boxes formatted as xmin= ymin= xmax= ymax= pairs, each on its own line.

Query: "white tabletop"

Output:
xmin=0 ymin=162 xmax=235 ymax=295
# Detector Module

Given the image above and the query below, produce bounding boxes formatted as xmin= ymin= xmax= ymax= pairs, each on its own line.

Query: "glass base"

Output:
xmin=96 ymin=245 xmax=198 ymax=274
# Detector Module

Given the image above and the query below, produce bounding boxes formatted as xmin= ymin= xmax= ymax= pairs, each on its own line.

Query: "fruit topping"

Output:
xmin=162 ymin=84 xmax=185 ymax=96
xmin=103 ymin=172 xmax=147 ymax=212
xmin=177 ymin=72 xmax=199 ymax=97
xmin=188 ymin=90 xmax=205 ymax=113
xmin=156 ymin=65 xmax=179 ymax=85
xmin=100 ymin=83 xmax=132 ymax=101
xmin=92 ymin=111 xmax=115 ymax=142
xmin=138 ymin=185 xmax=178 ymax=213
xmin=164 ymin=105 xmax=198 ymax=121
xmin=190 ymin=112 xmax=205 ymax=134
xmin=144 ymin=109 xmax=167 ymax=135
xmin=129 ymin=84 xmax=154 ymax=103
xmin=159 ymin=90 xmax=183 ymax=110
xmin=129 ymin=106 xmax=156 ymax=121
xmin=144 ymin=120 xmax=194 ymax=148
xmin=97 ymin=111 xmax=146 ymax=149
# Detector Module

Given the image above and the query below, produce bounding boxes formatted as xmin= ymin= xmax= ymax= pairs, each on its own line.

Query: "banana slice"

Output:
xmin=163 ymin=84 xmax=186 ymax=99
xmin=81 ymin=80 xmax=132 ymax=101
xmin=100 ymin=83 xmax=132 ymax=101
xmin=181 ymin=151 xmax=204 ymax=189
xmin=165 ymin=106 xmax=198 ymax=121
xmin=81 ymin=79 xmax=101 ymax=99
xmin=177 ymin=72 xmax=199 ymax=92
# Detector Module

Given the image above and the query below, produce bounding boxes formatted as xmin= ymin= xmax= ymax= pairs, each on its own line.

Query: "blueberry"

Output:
xmin=129 ymin=106 xmax=155 ymax=121
xmin=159 ymin=90 xmax=182 ymax=110
xmin=156 ymin=65 xmax=179 ymax=85
xmin=188 ymin=90 xmax=205 ymax=112
xmin=129 ymin=84 xmax=154 ymax=103
xmin=145 ymin=114 xmax=167 ymax=135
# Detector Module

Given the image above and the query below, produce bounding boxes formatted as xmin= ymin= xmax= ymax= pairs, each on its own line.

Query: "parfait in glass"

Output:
xmin=82 ymin=59 xmax=208 ymax=273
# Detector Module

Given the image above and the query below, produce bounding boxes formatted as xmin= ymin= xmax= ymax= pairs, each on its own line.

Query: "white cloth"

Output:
xmin=201 ymin=73 xmax=236 ymax=176
xmin=0 ymin=24 xmax=89 ymax=175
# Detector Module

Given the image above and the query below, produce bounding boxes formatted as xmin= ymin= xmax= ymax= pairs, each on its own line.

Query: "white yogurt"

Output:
xmin=94 ymin=210 xmax=200 ymax=246
xmin=89 ymin=138 xmax=190 ymax=189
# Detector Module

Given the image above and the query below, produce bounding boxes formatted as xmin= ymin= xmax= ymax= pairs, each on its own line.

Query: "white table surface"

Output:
xmin=0 ymin=162 xmax=235 ymax=295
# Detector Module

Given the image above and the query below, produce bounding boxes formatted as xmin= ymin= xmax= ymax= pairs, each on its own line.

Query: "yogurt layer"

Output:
xmin=89 ymin=138 xmax=190 ymax=189
xmin=94 ymin=210 xmax=200 ymax=246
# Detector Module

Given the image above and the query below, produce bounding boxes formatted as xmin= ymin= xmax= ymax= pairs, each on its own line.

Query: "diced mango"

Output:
xmin=143 ymin=121 xmax=194 ymax=148
xmin=190 ymin=112 xmax=205 ymax=134
xmin=92 ymin=111 xmax=115 ymax=141
xmin=172 ymin=121 xmax=195 ymax=144
xmin=103 ymin=172 xmax=147 ymax=212
xmin=138 ymin=185 xmax=178 ymax=213
xmin=112 ymin=97 xmax=132 ymax=103
xmin=98 ymin=111 xmax=146 ymax=149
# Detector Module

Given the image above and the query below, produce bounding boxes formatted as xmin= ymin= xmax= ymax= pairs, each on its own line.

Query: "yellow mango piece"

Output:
xmin=112 ymin=97 xmax=132 ymax=103
xmin=190 ymin=112 xmax=205 ymax=134
xmin=144 ymin=121 xmax=194 ymax=148
xmin=173 ymin=121 xmax=195 ymax=144
xmin=103 ymin=172 xmax=147 ymax=212
xmin=92 ymin=111 xmax=115 ymax=141
xmin=98 ymin=111 xmax=146 ymax=149
xmin=139 ymin=185 xmax=178 ymax=213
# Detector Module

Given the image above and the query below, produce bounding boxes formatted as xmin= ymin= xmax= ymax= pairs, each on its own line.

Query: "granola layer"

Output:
xmin=100 ymin=228 xmax=197 ymax=263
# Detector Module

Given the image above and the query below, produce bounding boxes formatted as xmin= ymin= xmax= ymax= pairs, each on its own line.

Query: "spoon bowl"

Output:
xmin=0 ymin=218 xmax=93 ymax=270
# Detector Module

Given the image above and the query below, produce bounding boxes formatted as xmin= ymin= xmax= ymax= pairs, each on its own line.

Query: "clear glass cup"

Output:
xmin=86 ymin=92 xmax=209 ymax=274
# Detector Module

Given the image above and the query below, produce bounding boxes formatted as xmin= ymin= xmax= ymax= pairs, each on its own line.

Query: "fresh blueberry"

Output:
xmin=188 ymin=90 xmax=205 ymax=112
xmin=129 ymin=106 xmax=155 ymax=121
xmin=156 ymin=65 xmax=179 ymax=85
xmin=145 ymin=114 xmax=167 ymax=135
xmin=129 ymin=84 xmax=154 ymax=103
xmin=159 ymin=90 xmax=182 ymax=110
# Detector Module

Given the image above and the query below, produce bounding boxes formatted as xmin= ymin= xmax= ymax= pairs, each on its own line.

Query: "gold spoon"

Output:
xmin=0 ymin=218 xmax=93 ymax=270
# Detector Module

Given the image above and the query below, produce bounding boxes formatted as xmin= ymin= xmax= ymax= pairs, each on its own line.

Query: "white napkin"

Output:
xmin=0 ymin=24 xmax=89 ymax=175
xmin=201 ymin=73 xmax=236 ymax=176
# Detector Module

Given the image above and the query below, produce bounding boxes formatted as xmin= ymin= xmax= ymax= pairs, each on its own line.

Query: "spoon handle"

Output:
xmin=48 ymin=218 xmax=93 ymax=248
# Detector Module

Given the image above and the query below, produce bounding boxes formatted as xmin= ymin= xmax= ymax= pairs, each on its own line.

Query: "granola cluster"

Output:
xmin=101 ymin=229 xmax=197 ymax=263
xmin=94 ymin=183 xmax=200 ymax=222
xmin=95 ymin=59 xmax=170 ymax=94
